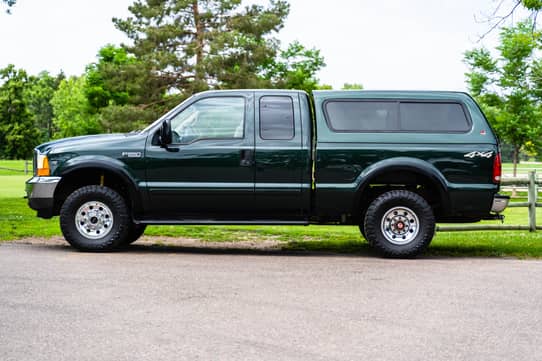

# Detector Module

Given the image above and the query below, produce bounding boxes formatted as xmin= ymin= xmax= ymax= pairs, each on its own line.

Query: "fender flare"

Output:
xmin=56 ymin=155 xmax=144 ymax=215
xmin=354 ymin=157 xmax=450 ymax=211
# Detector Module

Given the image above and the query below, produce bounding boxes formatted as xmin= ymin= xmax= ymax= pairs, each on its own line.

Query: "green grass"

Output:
xmin=0 ymin=160 xmax=32 ymax=175
xmin=0 ymin=198 xmax=61 ymax=240
xmin=502 ymin=162 xmax=542 ymax=169
xmin=0 ymin=176 xmax=29 ymax=198
xmin=502 ymin=162 xmax=542 ymax=176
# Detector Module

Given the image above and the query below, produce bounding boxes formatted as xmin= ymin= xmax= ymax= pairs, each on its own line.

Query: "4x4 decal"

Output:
xmin=464 ymin=151 xmax=493 ymax=159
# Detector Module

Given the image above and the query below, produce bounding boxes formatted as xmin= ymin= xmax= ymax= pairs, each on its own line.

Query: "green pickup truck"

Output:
xmin=26 ymin=90 xmax=509 ymax=257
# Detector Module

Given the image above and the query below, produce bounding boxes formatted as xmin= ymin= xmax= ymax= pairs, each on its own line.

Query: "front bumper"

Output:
xmin=26 ymin=176 xmax=61 ymax=218
xmin=491 ymin=193 xmax=510 ymax=213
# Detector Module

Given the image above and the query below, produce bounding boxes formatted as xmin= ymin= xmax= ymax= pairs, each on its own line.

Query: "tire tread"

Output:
xmin=364 ymin=190 xmax=435 ymax=258
xmin=60 ymin=185 xmax=130 ymax=251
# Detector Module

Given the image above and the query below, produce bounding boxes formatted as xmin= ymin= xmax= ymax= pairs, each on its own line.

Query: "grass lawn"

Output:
xmin=0 ymin=175 xmax=29 ymax=198
xmin=502 ymin=162 xmax=542 ymax=176
xmin=0 ymin=160 xmax=32 ymax=176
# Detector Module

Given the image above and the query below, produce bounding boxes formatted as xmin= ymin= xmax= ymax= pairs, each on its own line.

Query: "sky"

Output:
xmin=0 ymin=0 xmax=517 ymax=91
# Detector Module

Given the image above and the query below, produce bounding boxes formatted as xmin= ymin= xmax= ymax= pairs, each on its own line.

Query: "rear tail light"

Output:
xmin=493 ymin=152 xmax=502 ymax=184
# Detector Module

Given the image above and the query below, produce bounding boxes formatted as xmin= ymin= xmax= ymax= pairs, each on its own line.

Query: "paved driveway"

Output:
xmin=1 ymin=241 xmax=541 ymax=361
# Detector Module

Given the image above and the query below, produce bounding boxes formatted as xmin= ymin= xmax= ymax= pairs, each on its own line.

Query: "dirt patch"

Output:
xmin=8 ymin=235 xmax=285 ymax=251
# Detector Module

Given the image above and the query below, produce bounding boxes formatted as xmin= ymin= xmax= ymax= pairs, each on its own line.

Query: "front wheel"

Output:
xmin=364 ymin=190 xmax=435 ymax=258
xmin=60 ymin=185 xmax=131 ymax=251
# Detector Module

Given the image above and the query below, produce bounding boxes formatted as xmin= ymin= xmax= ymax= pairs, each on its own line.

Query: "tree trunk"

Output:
xmin=192 ymin=0 xmax=205 ymax=84
xmin=513 ymin=145 xmax=519 ymax=178
xmin=512 ymin=144 xmax=520 ymax=197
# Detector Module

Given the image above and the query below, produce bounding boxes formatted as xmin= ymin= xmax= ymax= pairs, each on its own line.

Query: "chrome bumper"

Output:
xmin=25 ymin=176 xmax=61 ymax=218
xmin=491 ymin=194 xmax=510 ymax=213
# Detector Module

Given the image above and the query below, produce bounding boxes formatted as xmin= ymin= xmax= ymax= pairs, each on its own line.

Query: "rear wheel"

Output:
xmin=60 ymin=185 xmax=130 ymax=251
xmin=364 ymin=190 xmax=435 ymax=258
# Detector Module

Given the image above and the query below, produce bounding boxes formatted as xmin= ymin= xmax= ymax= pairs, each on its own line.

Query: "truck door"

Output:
xmin=144 ymin=93 xmax=255 ymax=219
xmin=254 ymin=92 xmax=309 ymax=220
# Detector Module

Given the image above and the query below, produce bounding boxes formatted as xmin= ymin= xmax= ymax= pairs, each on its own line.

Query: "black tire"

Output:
xmin=60 ymin=185 xmax=130 ymax=251
xmin=364 ymin=190 xmax=435 ymax=258
xmin=359 ymin=209 xmax=368 ymax=242
xmin=122 ymin=223 xmax=147 ymax=245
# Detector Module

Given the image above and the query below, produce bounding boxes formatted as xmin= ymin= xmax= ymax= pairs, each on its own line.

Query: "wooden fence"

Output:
xmin=437 ymin=171 xmax=541 ymax=232
xmin=0 ymin=160 xmax=32 ymax=174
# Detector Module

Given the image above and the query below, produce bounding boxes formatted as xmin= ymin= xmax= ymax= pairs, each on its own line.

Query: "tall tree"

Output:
xmin=24 ymin=71 xmax=64 ymax=143
xmin=465 ymin=21 xmax=542 ymax=176
xmin=264 ymin=41 xmax=325 ymax=93
xmin=51 ymin=76 xmax=101 ymax=139
xmin=113 ymin=0 xmax=290 ymax=97
xmin=482 ymin=0 xmax=542 ymax=36
xmin=0 ymin=65 xmax=39 ymax=159
xmin=84 ymin=45 xmax=160 ymax=132
xmin=85 ymin=45 xmax=158 ymax=112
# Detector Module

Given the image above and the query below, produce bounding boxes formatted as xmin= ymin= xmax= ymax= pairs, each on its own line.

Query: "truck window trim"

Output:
xmin=322 ymin=98 xmax=473 ymax=134
xmin=259 ymin=95 xmax=296 ymax=141
xmin=169 ymin=96 xmax=247 ymax=145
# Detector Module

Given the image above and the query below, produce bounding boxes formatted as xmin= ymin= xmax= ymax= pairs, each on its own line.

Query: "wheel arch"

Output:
xmin=354 ymin=157 xmax=450 ymax=219
xmin=53 ymin=156 xmax=143 ymax=218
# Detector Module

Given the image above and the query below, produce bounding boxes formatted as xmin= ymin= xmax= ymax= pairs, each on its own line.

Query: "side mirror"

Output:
xmin=159 ymin=119 xmax=172 ymax=147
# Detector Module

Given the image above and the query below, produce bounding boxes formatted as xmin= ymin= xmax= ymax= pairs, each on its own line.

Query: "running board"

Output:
xmin=136 ymin=219 xmax=310 ymax=226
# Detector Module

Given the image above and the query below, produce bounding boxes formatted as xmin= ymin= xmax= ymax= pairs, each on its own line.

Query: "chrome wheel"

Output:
xmin=380 ymin=206 xmax=419 ymax=245
xmin=75 ymin=201 xmax=114 ymax=240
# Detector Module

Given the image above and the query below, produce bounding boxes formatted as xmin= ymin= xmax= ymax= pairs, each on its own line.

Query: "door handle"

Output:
xmin=240 ymin=149 xmax=254 ymax=167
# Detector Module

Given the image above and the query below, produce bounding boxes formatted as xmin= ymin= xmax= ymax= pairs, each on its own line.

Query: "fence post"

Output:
xmin=528 ymin=170 xmax=537 ymax=232
xmin=24 ymin=160 xmax=29 ymax=175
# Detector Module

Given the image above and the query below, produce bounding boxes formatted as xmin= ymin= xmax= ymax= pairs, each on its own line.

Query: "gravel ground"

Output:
xmin=9 ymin=235 xmax=284 ymax=251
xmin=1 ymin=239 xmax=541 ymax=361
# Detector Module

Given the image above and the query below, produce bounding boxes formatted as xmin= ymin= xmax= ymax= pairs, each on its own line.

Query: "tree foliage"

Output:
xmin=112 ymin=0 xmax=324 ymax=98
xmin=342 ymin=83 xmax=364 ymax=90
xmin=465 ymin=21 xmax=542 ymax=175
xmin=0 ymin=65 xmax=39 ymax=159
xmin=84 ymin=45 xmax=159 ymax=133
xmin=24 ymin=71 xmax=64 ymax=143
xmin=482 ymin=0 xmax=542 ymax=36
xmin=85 ymin=45 xmax=158 ymax=112
xmin=51 ymin=76 xmax=101 ymax=139
xmin=264 ymin=41 xmax=325 ymax=93
xmin=113 ymin=0 xmax=290 ymax=96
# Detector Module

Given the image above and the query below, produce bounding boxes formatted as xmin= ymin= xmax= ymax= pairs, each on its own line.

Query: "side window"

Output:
xmin=325 ymin=101 xmax=398 ymax=131
xmin=400 ymin=102 xmax=470 ymax=132
xmin=170 ymin=97 xmax=245 ymax=144
xmin=260 ymin=96 xmax=294 ymax=140
xmin=324 ymin=100 xmax=471 ymax=133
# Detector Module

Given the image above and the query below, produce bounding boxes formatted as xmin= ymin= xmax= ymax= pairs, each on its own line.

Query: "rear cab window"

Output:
xmin=259 ymin=96 xmax=295 ymax=140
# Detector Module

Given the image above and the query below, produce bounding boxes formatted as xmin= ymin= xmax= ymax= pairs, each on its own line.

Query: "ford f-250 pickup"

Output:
xmin=26 ymin=90 xmax=509 ymax=257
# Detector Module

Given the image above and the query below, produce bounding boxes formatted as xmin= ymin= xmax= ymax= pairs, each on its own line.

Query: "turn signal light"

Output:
xmin=37 ymin=154 xmax=50 ymax=176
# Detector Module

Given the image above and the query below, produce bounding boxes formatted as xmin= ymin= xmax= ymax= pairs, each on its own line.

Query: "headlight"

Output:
xmin=36 ymin=153 xmax=50 ymax=176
